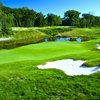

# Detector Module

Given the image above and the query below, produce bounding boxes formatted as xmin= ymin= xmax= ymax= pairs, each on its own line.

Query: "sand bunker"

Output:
xmin=96 ymin=44 xmax=100 ymax=50
xmin=97 ymin=46 xmax=100 ymax=50
xmin=37 ymin=59 xmax=100 ymax=76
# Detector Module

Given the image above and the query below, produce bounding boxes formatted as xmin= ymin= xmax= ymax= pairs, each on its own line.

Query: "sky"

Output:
xmin=0 ymin=0 xmax=100 ymax=17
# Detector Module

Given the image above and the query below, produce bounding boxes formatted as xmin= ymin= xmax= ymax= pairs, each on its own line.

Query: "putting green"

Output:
xmin=0 ymin=42 xmax=90 ymax=63
xmin=0 ymin=41 xmax=89 ymax=64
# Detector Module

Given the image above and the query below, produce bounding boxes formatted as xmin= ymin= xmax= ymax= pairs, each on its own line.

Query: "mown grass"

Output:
xmin=0 ymin=41 xmax=89 ymax=64
xmin=0 ymin=40 xmax=100 ymax=66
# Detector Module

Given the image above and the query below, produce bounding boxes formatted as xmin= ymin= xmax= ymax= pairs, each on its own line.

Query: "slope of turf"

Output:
xmin=0 ymin=41 xmax=89 ymax=64
xmin=0 ymin=40 xmax=100 ymax=66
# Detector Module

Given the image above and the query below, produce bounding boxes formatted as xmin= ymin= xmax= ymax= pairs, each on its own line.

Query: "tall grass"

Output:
xmin=0 ymin=27 xmax=100 ymax=49
xmin=0 ymin=30 xmax=45 ymax=49
xmin=61 ymin=28 xmax=100 ymax=40
xmin=38 ymin=27 xmax=72 ymax=37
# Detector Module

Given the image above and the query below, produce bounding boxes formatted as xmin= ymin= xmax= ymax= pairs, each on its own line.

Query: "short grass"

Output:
xmin=0 ymin=41 xmax=92 ymax=64
xmin=0 ymin=40 xmax=100 ymax=66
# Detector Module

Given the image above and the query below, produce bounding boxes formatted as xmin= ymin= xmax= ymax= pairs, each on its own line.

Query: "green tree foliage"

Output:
xmin=34 ymin=12 xmax=47 ymax=27
xmin=63 ymin=10 xmax=100 ymax=27
xmin=13 ymin=8 xmax=36 ymax=27
xmin=94 ymin=16 xmax=100 ymax=26
xmin=1 ymin=13 xmax=13 ymax=36
xmin=80 ymin=18 xmax=87 ymax=28
xmin=1 ymin=3 xmax=100 ymax=28
xmin=64 ymin=10 xmax=81 ymax=26
xmin=0 ymin=3 xmax=13 ymax=36
xmin=46 ymin=13 xmax=62 ymax=26
xmin=0 ymin=3 xmax=3 ymax=36
xmin=82 ymin=13 xmax=95 ymax=27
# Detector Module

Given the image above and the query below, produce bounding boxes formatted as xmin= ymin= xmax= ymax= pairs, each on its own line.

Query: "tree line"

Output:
xmin=0 ymin=3 xmax=13 ymax=36
xmin=63 ymin=10 xmax=100 ymax=27
xmin=1 ymin=5 xmax=62 ymax=27
xmin=0 ymin=2 xmax=100 ymax=36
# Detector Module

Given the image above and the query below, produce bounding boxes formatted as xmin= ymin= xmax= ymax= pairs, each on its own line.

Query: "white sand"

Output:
xmin=0 ymin=37 xmax=12 ymax=41
xmin=37 ymin=59 xmax=100 ymax=76
xmin=97 ymin=46 xmax=100 ymax=50
xmin=96 ymin=44 xmax=100 ymax=50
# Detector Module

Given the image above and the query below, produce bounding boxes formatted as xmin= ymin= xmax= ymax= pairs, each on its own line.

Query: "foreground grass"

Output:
xmin=0 ymin=61 xmax=100 ymax=100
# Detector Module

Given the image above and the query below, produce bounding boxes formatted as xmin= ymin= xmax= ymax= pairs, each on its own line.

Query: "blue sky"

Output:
xmin=0 ymin=0 xmax=100 ymax=17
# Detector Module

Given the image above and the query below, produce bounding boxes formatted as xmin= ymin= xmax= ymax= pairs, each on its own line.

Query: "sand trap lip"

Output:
xmin=96 ymin=44 xmax=100 ymax=50
xmin=37 ymin=59 xmax=100 ymax=76
xmin=0 ymin=37 xmax=12 ymax=41
xmin=97 ymin=46 xmax=100 ymax=50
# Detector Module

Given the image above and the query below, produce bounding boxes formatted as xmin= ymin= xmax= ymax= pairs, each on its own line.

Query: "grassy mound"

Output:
xmin=0 ymin=30 xmax=45 ymax=49
xmin=61 ymin=28 xmax=100 ymax=40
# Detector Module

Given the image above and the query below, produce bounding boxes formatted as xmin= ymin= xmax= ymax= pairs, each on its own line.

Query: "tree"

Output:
xmin=80 ymin=18 xmax=87 ymax=28
xmin=0 ymin=3 xmax=13 ymax=36
xmin=12 ymin=8 xmax=36 ymax=27
xmin=0 ymin=9 xmax=2 ymax=36
xmin=64 ymin=10 xmax=81 ymax=26
xmin=46 ymin=13 xmax=62 ymax=26
xmin=34 ymin=12 xmax=47 ymax=27
xmin=94 ymin=16 xmax=100 ymax=26
xmin=82 ymin=13 xmax=95 ymax=27
xmin=1 ymin=13 xmax=13 ymax=36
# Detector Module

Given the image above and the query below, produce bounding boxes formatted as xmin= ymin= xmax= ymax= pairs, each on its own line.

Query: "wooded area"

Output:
xmin=0 ymin=2 xmax=100 ymax=36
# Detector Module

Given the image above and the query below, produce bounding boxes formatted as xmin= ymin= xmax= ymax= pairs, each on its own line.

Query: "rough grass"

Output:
xmin=37 ymin=27 xmax=72 ymax=37
xmin=0 ymin=61 xmax=100 ymax=100
xmin=61 ymin=28 xmax=100 ymax=40
xmin=1 ymin=27 xmax=100 ymax=49
xmin=0 ymin=30 xmax=45 ymax=49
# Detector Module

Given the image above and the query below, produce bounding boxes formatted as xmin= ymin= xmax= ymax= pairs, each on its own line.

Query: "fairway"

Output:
xmin=0 ymin=41 xmax=89 ymax=64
